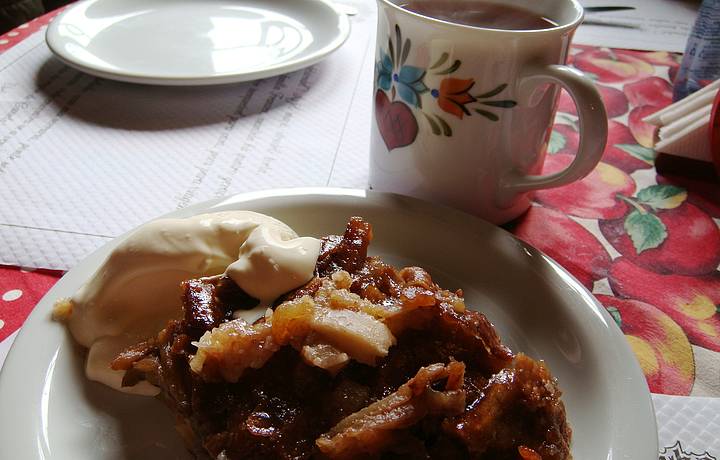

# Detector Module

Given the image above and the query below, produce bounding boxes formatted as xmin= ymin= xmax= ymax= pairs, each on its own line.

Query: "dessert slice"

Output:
xmin=112 ymin=217 xmax=571 ymax=459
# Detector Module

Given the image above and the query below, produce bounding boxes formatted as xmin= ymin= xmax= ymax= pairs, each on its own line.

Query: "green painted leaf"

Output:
xmin=435 ymin=60 xmax=461 ymax=75
xmin=616 ymin=144 xmax=656 ymax=164
xmin=476 ymin=83 xmax=507 ymax=99
xmin=606 ymin=306 xmax=622 ymax=329
xmin=429 ymin=52 xmax=449 ymax=70
xmin=474 ymin=108 xmax=499 ymax=121
xmin=435 ymin=115 xmax=452 ymax=136
xmin=395 ymin=25 xmax=402 ymax=64
xmin=401 ymin=39 xmax=411 ymax=66
xmin=548 ymin=130 xmax=567 ymax=154
xmin=636 ymin=184 xmax=687 ymax=210
xmin=482 ymin=100 xmax=517 ymax=108
xmin=423 ymin=112 xmax=441 ymax=135
xmin=624 ymin=210 xmax=667 ymax=253
xmin=449 ymin=98 xmax=471 ymax=116
xmin=387 ymin=38 xmax=395 ymax=68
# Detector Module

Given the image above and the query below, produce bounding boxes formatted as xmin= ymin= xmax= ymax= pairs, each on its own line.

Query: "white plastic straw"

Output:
xmin=643 ymin=79 xmax=720 ymax=125
xmin=658 ymin=104 xmax=712 ymax=138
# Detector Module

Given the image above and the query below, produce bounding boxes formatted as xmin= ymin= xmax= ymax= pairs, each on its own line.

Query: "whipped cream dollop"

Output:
xmin=64 ymin=211 xmax=321 ymax=396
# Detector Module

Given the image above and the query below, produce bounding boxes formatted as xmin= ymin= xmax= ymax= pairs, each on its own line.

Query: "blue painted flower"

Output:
xmin=396 ymin=65 xmax=428 ymax=108
xmin=376 ymin=52 xmax=393 ymax=91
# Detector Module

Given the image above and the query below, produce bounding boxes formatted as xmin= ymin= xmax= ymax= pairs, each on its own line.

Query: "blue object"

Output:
xmin=673 ymin=0 xmax=720 ymax=101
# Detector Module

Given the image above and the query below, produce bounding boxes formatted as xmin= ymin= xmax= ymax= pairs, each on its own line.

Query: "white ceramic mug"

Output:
xmin=369 ymin=0 xmax=608 ymax=224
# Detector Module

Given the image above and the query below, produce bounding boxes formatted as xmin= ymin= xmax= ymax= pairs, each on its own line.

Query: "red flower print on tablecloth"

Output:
xmin=513 ymin=206 xmax=611 ymax=290
xmin=604 ymin=120 xmax=656 ymax=172
xmin=548 ymin=122 xmax=580 ymax=156
xmin=609 ymin=259 xmax=720 ymax=352
xmin=623 ymin=78 xmax=671 ymax=153
xmin=628 ymin=105 xmax=661 ymax=148
xmin=534 ymin=155 xmax=636 ymax=219
xmin=550 ymin=119 xmax=654 ymax=173
xmin=569 ymin=44 xmax=594 ymax=53
xmin=657 ymin=174 xmax=720 ymax=218
xmin=614 ymin=49 xmax=681 ymax=68
xmin=557 ymin=84 xmax=629 ymax=118
xmin=597 ymin=294 xmax=694 ymax=396
xmin=554 ymin=90 xmax=574 ymax=115
xmin=0 ymin=265 xmax=62 ymax=342
xmin=624 ymin=76 xmax=673 ymax=107
xmin=599 ymin=184 xmax=720 ymax=276
xmin=573 ymin=48 xmax=654 ymax=84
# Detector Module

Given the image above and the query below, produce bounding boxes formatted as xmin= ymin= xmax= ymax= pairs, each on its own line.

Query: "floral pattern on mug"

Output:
xmin=374 ymin=24 xmax=517 ymax=150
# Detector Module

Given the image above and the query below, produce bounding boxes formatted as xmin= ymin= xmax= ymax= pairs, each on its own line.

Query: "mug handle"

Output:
xmin=497 ymin=64 xmax=608 ymax=207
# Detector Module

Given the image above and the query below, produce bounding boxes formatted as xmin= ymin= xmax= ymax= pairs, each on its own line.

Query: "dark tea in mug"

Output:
xmin=399 ymin=0 xmax=558 ymax=30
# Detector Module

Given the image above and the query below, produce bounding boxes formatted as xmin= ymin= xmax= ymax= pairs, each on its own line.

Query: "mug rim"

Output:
xmin=377 ymin=0 xmax=585 ymax=34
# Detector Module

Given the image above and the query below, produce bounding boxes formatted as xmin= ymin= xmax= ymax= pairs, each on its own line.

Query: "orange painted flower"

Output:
xmin=433 ymin=78 xmax=476 ymax=119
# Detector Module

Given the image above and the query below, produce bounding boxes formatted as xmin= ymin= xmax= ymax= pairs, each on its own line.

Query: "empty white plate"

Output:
xmin=45 ymin=0 xmax=351 ymax=85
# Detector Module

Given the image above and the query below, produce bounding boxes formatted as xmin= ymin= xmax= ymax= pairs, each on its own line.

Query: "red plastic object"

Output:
xmin=711 ymin=88 xmax=720 ymax=175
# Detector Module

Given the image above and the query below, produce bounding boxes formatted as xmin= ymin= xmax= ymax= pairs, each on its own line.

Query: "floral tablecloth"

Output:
xmin=0 ymin=12 xmax=718 ymax=398
xmin=512 ymin=45 xmax=720 ymax=397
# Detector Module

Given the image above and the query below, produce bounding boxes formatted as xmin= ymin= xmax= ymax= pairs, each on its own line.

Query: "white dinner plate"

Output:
xmin=45 ymin=0 xmax=351 ymax=85
xmin=0 ymin=189 xmax=658 ymax=459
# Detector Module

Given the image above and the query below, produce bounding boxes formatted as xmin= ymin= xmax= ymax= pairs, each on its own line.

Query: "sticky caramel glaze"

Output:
xmin=112 ymin=217 xmax=571 ymax=459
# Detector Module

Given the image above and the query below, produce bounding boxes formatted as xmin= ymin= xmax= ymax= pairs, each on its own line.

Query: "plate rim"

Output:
xmin=0 ymin=187 xmax=659 ymax=458
xmin=44 ymin=0 xmax=352 ymax=86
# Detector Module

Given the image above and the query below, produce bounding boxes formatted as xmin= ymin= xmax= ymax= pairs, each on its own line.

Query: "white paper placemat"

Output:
xmin=576 ymin=0 xmax=697 ymax=53
xmin=654 ymin=394 xmax=720 ymax=459
xmin=0 ymin=0 xmax=374 ymax=270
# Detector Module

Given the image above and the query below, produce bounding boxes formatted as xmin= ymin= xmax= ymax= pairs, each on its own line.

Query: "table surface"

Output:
xmin=0 ymin=0 xmax=718 ymax=410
